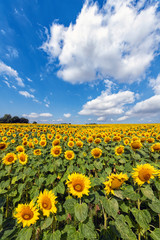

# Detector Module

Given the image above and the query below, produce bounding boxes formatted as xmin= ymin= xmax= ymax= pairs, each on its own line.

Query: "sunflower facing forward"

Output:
xmin=3 ymin=152 xmax=17 ymax=165
xmin=103 ymin=173 xmax=128 ymax=195
xmin=18 ymin=152 xmax=28 ymax=165
xmin=37 ymin=189 xmax=57 ymax=217
xmin=14 ymin=201 xmax=39 ymax=227
xmin=91 ymin=148 xmax=102 ymax=158
xmin=132 ymin=163 xmax=158 ymax=186
xmin=51 ymin=146 xmax=62 ymax=157
xmin=115 ymin=145 xmax=124 ymax=155
xmin=66 ymin=173 xmax=91 ymax=198
xmin=64 ymin=150 xmax=75 ymax=160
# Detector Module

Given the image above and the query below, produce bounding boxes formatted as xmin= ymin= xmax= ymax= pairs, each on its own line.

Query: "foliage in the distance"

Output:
xmin=0 ymin=114 xmax=29 ymax=123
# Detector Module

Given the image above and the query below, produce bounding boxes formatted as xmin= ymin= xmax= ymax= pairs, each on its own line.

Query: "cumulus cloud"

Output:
xmin=149 ymin=74 xmax=160 ymax=95
xmin=19 ymin=91 xmax=34 ymax=98
xmin=22 ymin=112 xmax=53 ymax=118
xmin=117 ymin=95 xmax=160 ymax=121
xmin=0 ymin=61 xmax=24 ymax=86
xmin=97 ymin=116 xmax=106 ymax=122
xmin=79 ymin=90 xmax=135 ymax=117
xmin=42 ymin=0 xmax=160 ymax=84
xmin=64 ymin=113 xmax=71 ymax=118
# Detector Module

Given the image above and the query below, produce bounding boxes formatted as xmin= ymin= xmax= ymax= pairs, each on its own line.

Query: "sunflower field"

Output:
xmin=0 ymin=123 xmax=160 ymax=240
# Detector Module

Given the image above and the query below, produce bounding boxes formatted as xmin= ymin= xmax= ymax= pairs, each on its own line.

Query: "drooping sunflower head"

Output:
xmin=51 ymin=146 xmax=62 ymax=157
xmin=0 ymin=142 xmax=7 ymax=150
xmin=132 ymin=163 xmax=158 ymax=186
xmin=91 ymin=148 xmax=102 ymax=158
xmin=103 ymin=173 xmax=128 ymax=195
xmin=34 ymin=149 xmax=42 ymax=156
xmin=64 ymin=150 xmax=75 ymax=160
xmin=115 ymin=145 xmax=124 ymax=155
xmin=18 ymin=152 xmax=28 ymax=165
xmin=14 ymin=201 xmax=39 ymax=227
xmin=37 ymin=189 xmax=57 ymax=217
xmin=3 ymin=152 xmax=17 ymax=165
xmin=16 ymin=145 xmax=25 ymax=153
xmin=66 ymin=173 xmax=91 ymax=198
xmin=151 ymin=143 xmax=160 ymax=152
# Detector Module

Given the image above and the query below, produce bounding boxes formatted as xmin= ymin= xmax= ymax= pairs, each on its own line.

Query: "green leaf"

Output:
xmin=99 ymin=229 xmax=113 ymax=240
xmin=115 ymin=215 xmax=137 ymax=240
xmin=148 ymin=199 xmax=160 ymax=213
xmin=55 ymin=181 xmax=65 ymax=194
xmin=141 ymin=185 xmax=155 ymax=200
xmin=0 ymin=228 xmax=16 ymax=240
xmin=74 ymin=203 xmax=88 ymax=222
xmin=46 ymin=174 xmax=57 ymax=185
xmin=16 ymin=228 xmax=33 ymax=240
xmin=131 ymin=208 xmax=151 ymax=231
xmin=51 ymin=230 xmax=61 ymax=240
xmin=101 ymin=197 xmax=119 ymax=219
xmin=0 ymin=197 xmax=5 ymax=208
xmin=154 ymin=180 xmax=160 ymax=191
xmin=41 ymin=217 xmax=53 ymax=230
xmin=123 ymin=185 xmax=139 ymax=201
xmin=150 ymin=228 xmax=160 ymax=240
xmin=80 ymin=218 xmax=97 ymax=239
xmin=63 ymin=198 xmax=76 ymax=214
xmin=91 ymin=177 xmax=102 ymax=187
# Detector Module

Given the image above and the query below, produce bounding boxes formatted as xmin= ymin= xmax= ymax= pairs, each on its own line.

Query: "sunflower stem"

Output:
xmin=5 ymin=195 xmax=8 ymax=218
xmin=80 ymin=198 xmax=82 ymax=205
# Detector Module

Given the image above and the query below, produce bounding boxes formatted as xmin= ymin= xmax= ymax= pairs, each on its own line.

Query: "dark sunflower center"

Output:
xmin=22 ymin=209 xmax=33 ymax=220
xmin=67 ymin=154 xmax=72 ymax=158
xmin=55 ymin=150 xmax=60 ymax=155
xmin=138 ymin=169 xmax=151 ymax=182
xmin=20 ymin=156 xmax=25 ymax=162
xmin=74 ymin=184 xmax=83 ymax=192
xmin=8 ymin=156 xmax=14 ymax=162
xmin=132 ymin=142 xmax=141 ymax=149
xmin=42 ymin=198 xmax=52 ymax=210
xmin=117 ymin=147 xmax=123 ymax=154
xmin=111 ymin=178 xmax=123 ymax=189
xmin=0 ymin=143 xmax=6 ymax=149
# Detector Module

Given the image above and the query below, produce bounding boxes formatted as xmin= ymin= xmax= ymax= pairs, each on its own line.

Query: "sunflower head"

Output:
xmin=16 ymin=145 xmax=25 ymax=153
xmin=130 ymin=140 xmax=142 ymax=151
xmin=66 ymin=173 xmax=91 ymax=198
xmin=115 ymin=145 xmax=124 ymax=155
xmin=91 ymin=148 xmax=102 ymax=158
xmin=64 ymin=150 xmax=75 ymax=160
xmin=14 ymin=201 xmax=39 ymax=227
xmin=103 ymin=173 xmax=128 ymax=195
xmin=18 ymin=152 xmax=28 ymax=165
xmin=51 ymin=146 xmax=62 ymax=157
xmin=0 ymin=142 xmax=7 ymax=150
xmin=34 ymin=149 xmax=41 ymax=156
xmin=132 ymin=163 xmax=158 ymax=186
xmin=94 ymin=138 xmax=101 ymax=144
xmin=3 ymin=152 xmax=17 ymax=165
xmin=37 ymin=189 xmax=57 ymax=217
xmin=151 ymin=143 xmax=160 ymax=152
xmin=68 ymin=141 xmax=74 ymax=148
xmin=76 ymin=140 xmax=83 ymax=148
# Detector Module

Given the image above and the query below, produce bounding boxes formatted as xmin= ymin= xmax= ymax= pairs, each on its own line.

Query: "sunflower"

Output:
xmin=132 ymin=164 xmax=158 ymax=186
xmin=104 ymin=137 xmax=111 ymax=143
xmin=51 ymin=146 xmax=62 ymax=157
xmin=151 ymin=143 xmax=160 ymax=152
xmin=87 ymin=136 xmax=93 ymax=143
xmin=91 ymin=148 xmax=102 ymax=158
xmin=16 ymin=145 xmax=25 ymax=153
xmin=113 ymin=136 xmax=121 ymax=142
xmin=94 ymin=138 xmax=101 ymax=144
xmin=39 ymin=140 xmax=46 ymax=147
xmin=34 ymin=149 xmax=42 ymax=156
xmin=66 ymin=173 xmax=91 ymax=198
xmin=3 ymin=152 xmax=17 ymax=165
xmin=37 ymin=189 xmax=57 ymax=217
xmin=68 ymin=141 xmax=74 ymax=148
xmin=14 ymin=201 xmax=39 ymax=227
xmin=64 ymin=150 xmax=75 ymax=160
xmin=52 ymin=139 xmax=60 ymax=146
xmin=147 ymin=138 xmax=155 ymax=143
xmin=103 ymin=173 xmax=128 ymax=195
xmin=0 ymin=142 xmax=7 ymax=150
xmin=76 ymin=140 xmax=83 ymax=148
xmin=115 ymin=145 xmax=124 ymax=155
xmin=130 ymin=140 xmax=142 ymax=151
xmin=18 ymin=152 xmax=28 ymax=165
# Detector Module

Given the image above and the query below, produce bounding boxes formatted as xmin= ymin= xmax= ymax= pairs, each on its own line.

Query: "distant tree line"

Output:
xmin=0 ymin=114 xmax=29 ymax=123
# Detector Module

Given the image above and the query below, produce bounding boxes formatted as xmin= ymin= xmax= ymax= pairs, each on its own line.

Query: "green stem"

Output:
xmin=5 ymin=195 xmax=8 ymax=218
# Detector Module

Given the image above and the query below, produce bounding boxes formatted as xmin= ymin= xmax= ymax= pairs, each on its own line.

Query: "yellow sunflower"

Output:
xmin=115 ymin=145 xmax=124 ymax=155
xmin=34 ymin=149 xmax=42 ymax=156
xmin=16 ymin=145 xmax=25 ymax=153
xmin=18 ymin=152 xmax=28 ymax=165
xmin=66 ymin=173 xmax=91 ymax=198
xmin=132 ymin=164 xmax=158 ymax=186
xmin=76 ymin=140 xmax=83 ymax=148
xmin=91 ymin=148 xmax=102 ymax=158
xmin=103 ymin=173 xmax=128 ymax=195
xmin=14 ymin=201 xmax=39 ymax=227
xmin=0 ymin=142 xmax=7 ymax=150
xmin=130 ymin=140 xmax=142 ymax=151
xmin=37 ymin=189 xmax=57 ymax=217
xmin=151 ymin=143 xmax=160 ymax=152
xmin=52 ymin=139 xmax=60 ymax=146
xmin=51 ymin=146 xmax=62 ymax=157
xmin=64 ymin=150 xmax=75 ymax=160
xmin=3 ymin=152 xmax=17 ymax=165
xmin=94 ymin=138 xmax=101 ymax=144
xmin=39 ymin=140 xmax=46 ymax=147
xmin=68 ymin=141 xmax=74 ymax=148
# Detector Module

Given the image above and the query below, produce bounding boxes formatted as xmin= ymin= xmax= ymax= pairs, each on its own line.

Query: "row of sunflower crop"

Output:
xmin=0 ymin=123 xmax=160 ymax=240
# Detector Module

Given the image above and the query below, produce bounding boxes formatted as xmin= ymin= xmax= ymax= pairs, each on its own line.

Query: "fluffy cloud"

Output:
xmin=22 ymin=113 xmax=53 ymax=118
xmin=42 ymin=0 xmax=160 ymax=84
xmin=19 ymin=91 xmax=34 ymax=98
xmin=79 ymin=90 xmax=135 ymax=117
xmin=6 ymin=46 xmax=19 ymax=58
xmin=117 ymin=95 xmax=160 ymax=121
xmin=64 ymin=113 xmax=71 ymax=118
xmin=0 ymin=61 xmax=24 ymax=86
xmin=149 ymin=74 xmax=160 ymax=95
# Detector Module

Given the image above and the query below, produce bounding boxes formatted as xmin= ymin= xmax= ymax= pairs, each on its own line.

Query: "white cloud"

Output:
xmin=26 ymin=77 xmax=32 ymax=82
xmin=149 ymin=74 xmax=160 ymax=95
xmin=3 ymin=80 xmax=11 ymax=88
xmin=6 ymin=46 xmax=19 ymax=58
xmin=22 ymin=112 xmax=53 ymax=118
xmin=42 ymin=0 xmax=160 ymax=84
xmin=79 ymin=90 xmax=135 ymax=117
xmin=64 ymin=113 xmax=71 ymax=118
xmin=0 ymin=61 xmax=24 ymax=86
xmin=19 ymin=91 xmax=34 ymax=98
xmin=118 ymin=95 xmax=160 ymax=121
xmin=97 ymin=116 xmax=106 ymax=121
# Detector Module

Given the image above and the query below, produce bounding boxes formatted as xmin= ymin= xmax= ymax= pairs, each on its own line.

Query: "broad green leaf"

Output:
xmin=41 ymin=217 xmax=53 ymax=230
xmin=63 ymin=198 xmax=76 ymax=214
xmin=141 ymin=185 xmax=155 ymax=200
xmin=131 ymin=208 xmax=151 ymax=231
xmin=101 ymin=197 xmax=119 ymax=219
xmin=55 ymin=181 xmax=65 ymax=194
xmin=16 ymin=227 xmax=33 ymax=240
xmin=150 ymin=228 xmax=160 ymax=240
xmin=148 ymin=199 xmax=160 ymax=213
xmin=80 ymin=218 xmax=97 ymax=239
xmin=74 ymin=203 xmax=88 ymax=222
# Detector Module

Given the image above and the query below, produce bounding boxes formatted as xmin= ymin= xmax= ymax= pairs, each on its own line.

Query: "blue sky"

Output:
xmin=0 ymin=0 xmax=160 ymax=124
